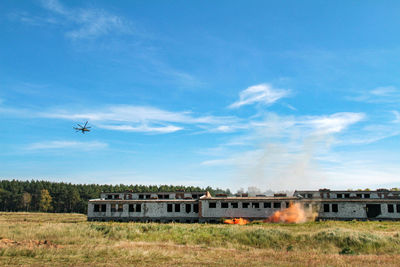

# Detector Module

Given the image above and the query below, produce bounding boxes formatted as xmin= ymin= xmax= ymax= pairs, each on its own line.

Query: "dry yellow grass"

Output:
xmin=0 ymin=212 xmax=400 ymax=266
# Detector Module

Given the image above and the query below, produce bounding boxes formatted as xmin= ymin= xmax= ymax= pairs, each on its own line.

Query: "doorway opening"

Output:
xmin=366 ymin=204 xmax=381 ymax=218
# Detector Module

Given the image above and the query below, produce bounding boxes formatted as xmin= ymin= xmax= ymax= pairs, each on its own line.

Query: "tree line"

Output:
xmin=0 ymin=179 xmax=231 ymax=214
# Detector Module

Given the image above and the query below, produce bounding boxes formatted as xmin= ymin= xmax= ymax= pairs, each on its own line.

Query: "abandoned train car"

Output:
xmin=87 ymin=189 xmax=400 ymax=222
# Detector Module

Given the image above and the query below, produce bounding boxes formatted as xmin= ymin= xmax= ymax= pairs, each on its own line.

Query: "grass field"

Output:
xmin=1 ymin=212 xmax=400 ymax=266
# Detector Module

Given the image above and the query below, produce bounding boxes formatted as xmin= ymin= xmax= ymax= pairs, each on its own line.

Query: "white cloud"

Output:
xmin=65 ymin=9 xmax=130 ymax=40
xmin=41 ymin=0 xmax=67 ymax=15
xmin=201 ymin=112 xmax=365 ymax=165
xmin=200 ymin=112 xmax=366 ymax=190
xmin=228 ymin=112 xmax=364 ymax=139
xmin=26 ymin=140 xmax=107 ymax=150
xmin=303 ymin=112 xmax=365 ymax=135
xmin=2 ymin=104 xmax=238 ymax=134
xmin=393 ymin=110 xmax=400 ymax=123
xmin=9 ymin=11 xmax=59 ymax=26
xmin=19 ymin=0 xmax=133 ymax=40
xmin=348 ymin=86 xmax=400 ymax=103
xmin=212 ymin=125 xmax=238 ymax=133
xmin=343 ymin=123 xmax=400 ymax=145
xmin=370 ymin=86 xmax=398 ymax=96
xmin=99 ymin=124 xmax=182 ymax=134
xmin=12 ymin=1 xmax=200 ymax=88
xmin=153 ymin=60 xmax=204 ymax=88
xmin=319 ymin=150 xmax=400 ymax=189
xmin=229 ymin=83 xmax=290 ymax=108
xmin=44 ymin=105 xmax=234 ymax=124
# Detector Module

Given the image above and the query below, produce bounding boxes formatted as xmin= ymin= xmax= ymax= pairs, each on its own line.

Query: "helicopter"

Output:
xmin=74 ymin=121 xmax=91 ymax=134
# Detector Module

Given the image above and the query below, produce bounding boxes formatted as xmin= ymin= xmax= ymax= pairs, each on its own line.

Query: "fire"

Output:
xmin=264 ymin=203 xmax=308 ymax=223
xmin=224 ymin=218 xmax=249 ymax=225
xmin=223 ymin=203 xmax=315 ymax=225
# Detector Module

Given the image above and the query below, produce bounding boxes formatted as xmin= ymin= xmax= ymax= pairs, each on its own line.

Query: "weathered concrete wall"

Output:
xmin=319 ymin=202 xmax=365 ymax=219
xmin=318 ymin=202 xmax=400 ymax=220
xmin=200 ymin=200 xmax=288 ymax=219
xmin=88 ymin=201 xmax=199 ymax=220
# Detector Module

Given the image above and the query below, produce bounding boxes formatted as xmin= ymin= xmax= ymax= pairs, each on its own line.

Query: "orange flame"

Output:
xmin=224 ymin=218 xmax=249 ymax=225
xmin=264 ymin=203 xmax=307 ymax=223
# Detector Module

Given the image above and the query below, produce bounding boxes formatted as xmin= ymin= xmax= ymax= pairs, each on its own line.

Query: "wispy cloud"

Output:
xmin=229 ymin=83 xmax=290 ymax=108
xmin=43 ymin=0 xmax=133 ymax=40
xmin=98 ymin=124 xmax=182 ymax=134
xmin=230 ymin=112 xmax=365 ymax=139
xmin=45 ymin=105 xmax=234 ymax=124
xmin=393 ymin=110 xmax=400 ymax=123
xmin=65 ymin=9 xmax=130 ymax=40
xmin=41 ymin=0 xmax=67 ymax=15
xmin=150 ymin=59 xmax=204 ymax=88
xmin=345 ymin=126 xmax=400 ymax=145
xmin=14 ymin=0 xmax=133 ymax=40
xmin=8 ymin=11 xmax=59 ymax=26
xmin=348 ymin=86 xmax=400 ymax=103
xmin=1 ymin=104 xmax=238 ymax=134
xmin=200 ymin=111 xmax=366 ymax=190
xmin=201 ymin=111 xmax=365 ymax=164
xmin=11 ymin=1 xmax=201 ymax=88
xmin=26 ymin=140 xmax=107 ymax=150
xmin=302 ymin=112 xmax=365 ymax=135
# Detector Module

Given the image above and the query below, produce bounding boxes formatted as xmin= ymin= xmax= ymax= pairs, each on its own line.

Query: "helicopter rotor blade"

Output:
xmin=77 ymin=124 xmax=83 ymax=128
xmin=84 ymin=121 xmax=88 ymax=127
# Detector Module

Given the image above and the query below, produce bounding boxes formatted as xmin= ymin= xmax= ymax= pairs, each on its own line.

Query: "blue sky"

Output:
xmin=1 ymin=0 xmax=400 ymax=191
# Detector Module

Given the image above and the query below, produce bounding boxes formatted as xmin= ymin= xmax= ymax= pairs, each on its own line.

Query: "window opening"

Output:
xmin=323 ymin=204 xmax=330 ymax=212
xmin=129 ymin=204 xmax=134 ymax=212
xmin=193 ymin=203 xmax=199 ymax=213
xmin=94 ymin=204 xmax=100 ymax=212
xmin=135 ymin=204 xmax=141 ymax=212
xmin=388 ymin=204 xmax=394 ymax=213
xmin=175 ymin=204 xmax=181 ymax=212
xmin=118 ymin=204 xmax=123 ymax=212
xmin=332 ymin=204 xmax=338 ymax=212
xmin=185 ymin=204 xmax=191 ymax=213
xmin=167 ymin=204 xmax=173 ymax=212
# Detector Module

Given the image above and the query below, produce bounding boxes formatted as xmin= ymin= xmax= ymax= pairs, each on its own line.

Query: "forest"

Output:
xmin=0 ymin=179 xmax=231 ymax=214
